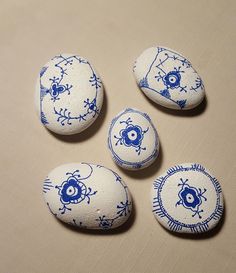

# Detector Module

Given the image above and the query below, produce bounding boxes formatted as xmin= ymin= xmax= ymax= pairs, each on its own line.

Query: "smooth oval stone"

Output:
xmin=43 ymin=163 xmax=132 ymax=229
xmin=151 ymin=163 xmax=224 ymax=234
xmin=133 ymin=47 xmax=205 ymax=110
xmin=35 ymin=54 xmax=104 ymax=135
xmin=108 ymin=108 xmax=159 ymax=170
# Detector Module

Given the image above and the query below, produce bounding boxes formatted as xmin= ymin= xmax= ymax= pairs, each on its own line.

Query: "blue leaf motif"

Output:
xmin=160 ymin=89 xmax=171 ymax=99
xmin=176 ymin=99 xmax=187 ymax=109
xmin=41 ymin=111 xmax=49 ymax=125
xmin=40 ymin=66 xmax=48 ymax=77
xmin=139 ymin=77 xmax=149 ymax=88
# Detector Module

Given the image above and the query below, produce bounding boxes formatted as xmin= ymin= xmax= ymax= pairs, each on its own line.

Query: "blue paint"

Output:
xmin=69 ymin=219 xmax=87 ymax=228
xmin=114 ymin=117 xmax=149 ymax=155
xmin=39 ymin=66 xmax=49 ymax=125
xmin=46 ymin=202 xmax=57 ymax=217
xmin=49 ymin=82 xmax=72 ymax=102
xmin=176 ymin=178 xmax=207 ymax=219
xmin=43 ymin=178 xmax=54 ymax=193
xmin=152 ymin=163 xmax=223 ymax=233
xmin=162 ymin=69 xmax=182 ymax=89
xmin=55 ymin=164 xmax=97 ymax=214
xmin=137 ymin=47 xmax=204 ymax=109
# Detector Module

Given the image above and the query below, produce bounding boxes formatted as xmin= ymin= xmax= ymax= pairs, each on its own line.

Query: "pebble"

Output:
xmin=43 ymin=163 xmax=132 ymax=229
xmin=35 ymin=54 xmax=104 ymax=135
xmin=108 ymin=108 xmax=159 ymax=170
xmin=151 ymin=163 xmax=224 ymax=233
xmin=133 ymin=46 xmax=205 ymax=110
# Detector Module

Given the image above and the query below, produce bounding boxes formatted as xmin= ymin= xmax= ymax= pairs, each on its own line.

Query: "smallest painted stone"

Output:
xmin=108 ymin=108 xmax=159 ymax=170
xmin=133 ymin=46 xmax=205 ymax=110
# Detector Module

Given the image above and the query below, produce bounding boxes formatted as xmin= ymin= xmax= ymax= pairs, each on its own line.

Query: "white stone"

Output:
xmin=151 ymin=163 xmax=224 ymax=233
xmin=133 ymin=46 xmax=205 ymax=110
xmin=108 ymin=108 xmax=159 ymax=170
xmin=35 ymin=54 xmax=104 ymax=135
xmin=43 ymin=163 xmax=132 ymax=229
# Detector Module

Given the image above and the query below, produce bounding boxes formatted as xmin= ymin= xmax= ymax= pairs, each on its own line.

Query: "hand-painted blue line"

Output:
xmin=145 ymin=49 xmax=160 ymax=78
xmin=143 ymin=86 xmax=182 ymax=109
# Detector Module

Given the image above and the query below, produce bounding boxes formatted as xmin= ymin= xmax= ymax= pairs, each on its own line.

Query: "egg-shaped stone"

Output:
xmin=35 ymin=54 xmax=104 ymax=135
xmin=43 ymin=163 xmax=132 ymax=229
xmin=151 ymin=163 xmax=224 ymax=234
xmin=108 ymin=108 xmax=159 ymax=170
xmin=133 ymin=47 xmax=205 ymax=110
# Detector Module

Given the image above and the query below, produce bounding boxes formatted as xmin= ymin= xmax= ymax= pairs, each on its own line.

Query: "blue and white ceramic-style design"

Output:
xmin=35 ymin=54 xmax=104 ymax=135
xmin=108 ymin=108 xmax=159 ymax=170
xmin=43 ymin=163 xmax=132 ymax=229
xmin=151 ymin=163 xmax=224 ymax=234
xmin=133 ymin=47 xmax=205 ymax=110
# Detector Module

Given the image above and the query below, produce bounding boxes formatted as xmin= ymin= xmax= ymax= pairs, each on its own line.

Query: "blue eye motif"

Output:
xmin=55 ymin=166 xmax=97 ymax=214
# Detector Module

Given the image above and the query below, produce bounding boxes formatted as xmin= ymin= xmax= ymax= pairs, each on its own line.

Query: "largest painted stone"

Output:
xmin=133 ymin=47 xmax=205 ymax=110
xmin=43 ymin=163 xmax=132 ymax=230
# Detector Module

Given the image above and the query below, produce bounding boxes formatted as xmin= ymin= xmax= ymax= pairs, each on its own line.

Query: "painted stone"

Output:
xmin=151 ymin=163 xmax=224 ymax=233
xmin=43 ymin=163 xmax=132 ymax=229
xmin=35 ymin=54 xmax=104 ymax=135
xmin=108 ymin=108 xmax=159 ymax=170
xmin=133 ymin=46 xmax=205 ymax=110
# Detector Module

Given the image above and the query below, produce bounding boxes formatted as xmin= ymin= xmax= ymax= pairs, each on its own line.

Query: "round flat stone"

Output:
xmin=43 ymin=163 xmax=132 ymax=230
xmin=108 ymin=108 xmax=159 ymax=170
xmin=133 ymin=46 xmax=205 ymax=110
xmin=35 ymin=54 xmax=104 ymax=135
xmin=151 ymin=163 xmax=224 ymax=233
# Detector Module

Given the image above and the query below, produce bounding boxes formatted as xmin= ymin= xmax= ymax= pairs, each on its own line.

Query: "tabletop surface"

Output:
xmin=1 ymin=0 xmax=236 ymax=272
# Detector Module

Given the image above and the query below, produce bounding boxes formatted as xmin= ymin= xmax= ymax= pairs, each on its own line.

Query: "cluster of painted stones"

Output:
xmin=37 ymin=49 xmax=223 ymax=233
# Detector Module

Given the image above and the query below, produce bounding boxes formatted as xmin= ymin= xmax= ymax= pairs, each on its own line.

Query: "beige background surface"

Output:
xmin=1 ymin=0 xmax=236 ymax=272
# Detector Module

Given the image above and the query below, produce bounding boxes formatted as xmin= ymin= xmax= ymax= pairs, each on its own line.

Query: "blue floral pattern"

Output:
xmin=48 ymin=77 xmax=72 ymax=102
xmin=176 ymin=178 xmax=207 ymax=219
xmin=55 ymin=165 xmax=97 ymax=214
xmin=96 ymin=216 xmax=113 ymax=229
xmin=163 ymin=69 xmax=182 ymax=89
xmin=136 ymin=47 xmax=205 ymax=109
xmin=114 ymin=117 xmax=149 ymax=155
xmin=39 ymin=54 xmax=102 ymax=126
